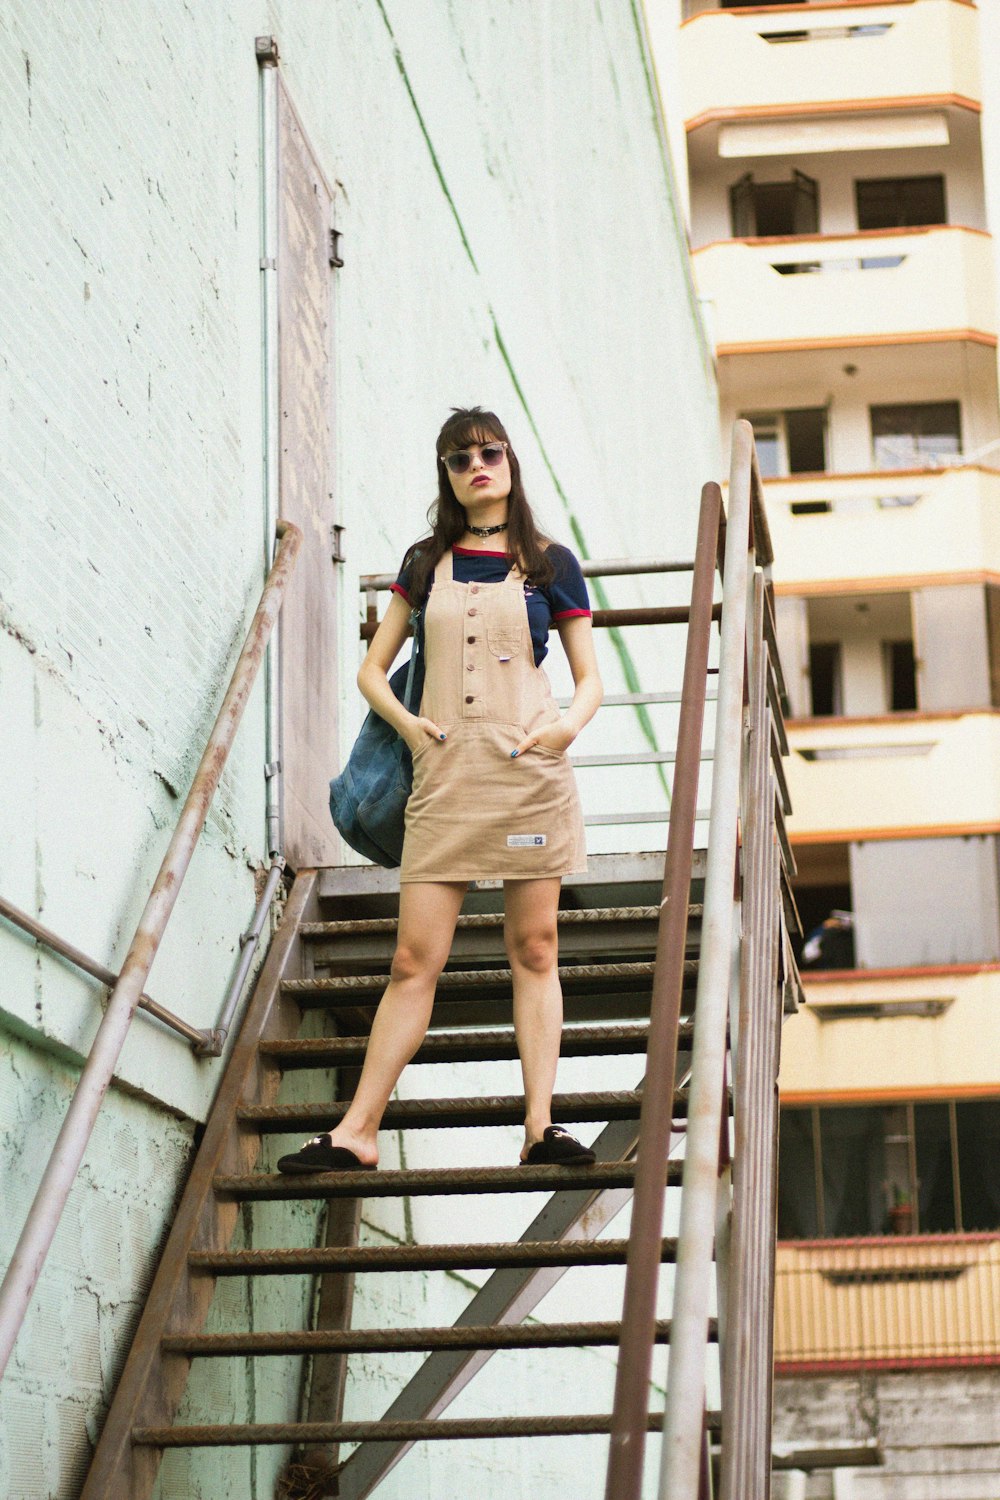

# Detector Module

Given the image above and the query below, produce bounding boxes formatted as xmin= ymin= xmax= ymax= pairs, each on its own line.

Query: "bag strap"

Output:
xmin=402 ymin=608 xmax=422 ymax=712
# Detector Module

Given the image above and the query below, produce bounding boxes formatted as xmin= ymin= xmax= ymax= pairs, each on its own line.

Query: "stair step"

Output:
xmin=162 ymin=1316 xmax=707 ymax=1356
xmin=300 ymin=905 xmax=699 ymax=937
xmin=215 ymin=1160 xmax=680 ymax=1200
xmin=241 ymin=1088 xmax=651 ymax=1133
xmin=259 ymin=1020 xmax=668 ymax=1068
xmin=301 ymin=905 xmax=703 ymax=967
xmin=189 ymin=1236 xmax=678 ymax=1276
xmin=134 ymin=1409 xmax=721 ymax=1447
xmin=283 ymin=959 xmax=694 ymax=1005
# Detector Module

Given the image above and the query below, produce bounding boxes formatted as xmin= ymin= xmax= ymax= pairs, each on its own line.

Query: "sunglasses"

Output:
xmin=440 ymin=442 xmax=508 ymax=475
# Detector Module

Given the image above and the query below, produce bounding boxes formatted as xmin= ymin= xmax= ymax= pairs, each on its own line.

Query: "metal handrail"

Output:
xmin=601 ymin=422 xmax=787 ymax=1499
xmin=0 ymin=519 xmax=302 ymax=1382
xmin=0 ymin=894 xmax=208 ymax=1050
xmin=656 ymin=423 xmax=758 ymax=1498
xmin=358 ymin=556 xmax=700 ymax=593
xmin=605 ymin=482 xmax=724 ymax=1499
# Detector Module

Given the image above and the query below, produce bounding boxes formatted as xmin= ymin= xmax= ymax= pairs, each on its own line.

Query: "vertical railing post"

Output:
xmin=604 ymin=482 xmax=723 ymax=1500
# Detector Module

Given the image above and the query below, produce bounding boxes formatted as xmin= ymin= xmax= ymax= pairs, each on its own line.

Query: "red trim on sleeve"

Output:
xmin=553 ymin=608 xmax=592 ymax=621
xmin=390 ymin=582 xmax=412 ymax=603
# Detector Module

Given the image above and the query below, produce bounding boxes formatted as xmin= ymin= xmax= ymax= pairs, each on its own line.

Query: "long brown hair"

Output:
xmin=401 ymin=407 xmax=555 ymax=606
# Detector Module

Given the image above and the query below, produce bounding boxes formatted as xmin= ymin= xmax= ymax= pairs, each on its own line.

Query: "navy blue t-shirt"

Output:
xmin=392 ymin=544 xmax=591 ymax=666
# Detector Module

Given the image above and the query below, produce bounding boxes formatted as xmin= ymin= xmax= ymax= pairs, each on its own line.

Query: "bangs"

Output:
xmin=437 ymin=409 xmax=507 ymax=454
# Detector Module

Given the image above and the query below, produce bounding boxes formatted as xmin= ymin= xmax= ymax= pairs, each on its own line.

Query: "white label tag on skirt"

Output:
xmin=507 ymin=834 xmax=547 ymax=848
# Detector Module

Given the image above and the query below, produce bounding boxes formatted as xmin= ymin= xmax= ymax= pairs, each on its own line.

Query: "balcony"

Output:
xmin=779 ymin=966 xmax=1000 ymax=1093
xmin=764 ymin=465 xmax=1000 ymax=586
xmin=680 ymin=1 xmax=981 ymax=137
xmin=692 ymin=226 xmax=996 ymax=354
xmin=774 ymin=1234 xmax=1000 ymax=1371
xmin=784 ymin=712 xmax=1000 ymax=834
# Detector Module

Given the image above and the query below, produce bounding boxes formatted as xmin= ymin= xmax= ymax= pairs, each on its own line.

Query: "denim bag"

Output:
xmin=328 ymin=617 xmax=425 ymax=868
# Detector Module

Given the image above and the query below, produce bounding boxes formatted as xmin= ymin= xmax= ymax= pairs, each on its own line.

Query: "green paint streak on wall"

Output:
xmin=376 ymin=0 xmax=479 ymax=274
xmin=378 ymin=0 xmax=671 ymax=804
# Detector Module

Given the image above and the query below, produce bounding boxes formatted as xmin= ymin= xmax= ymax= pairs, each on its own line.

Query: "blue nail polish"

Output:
xmin=511 ymin=750 xmax=518 ymax=758
xmin=439 ymin=733 xmax=447 ymax=740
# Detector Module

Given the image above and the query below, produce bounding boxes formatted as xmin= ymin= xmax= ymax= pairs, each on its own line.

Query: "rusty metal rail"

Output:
xmin=215 ymin=1160 xmax=682 ymax=1201
xmin=258 ymin=1019 xmax=667 ymax=1067
xmin=605 ymin=480 xmax=724 ymax=1497
xmin=135 ymin=1411 xmax=722 ymax=1448
xmin=163 ymin=1317 xmax=696 ymax=1356
xmin=0 ymin=892 xmax=208 ymax=1049
xmin=240 ymin=1087 xmax=648 ymax=1131
xmin=189 ymin=1236 xmax=679 ymax=1276
xmin=0 ymin=520 xmax=302 ymax=1384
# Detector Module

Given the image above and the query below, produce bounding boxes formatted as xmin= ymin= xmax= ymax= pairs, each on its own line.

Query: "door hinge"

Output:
xmin=331 ymin=524 xmax=346 ymax=565
xmin=329 ymin=228 xmax=344 ymax=269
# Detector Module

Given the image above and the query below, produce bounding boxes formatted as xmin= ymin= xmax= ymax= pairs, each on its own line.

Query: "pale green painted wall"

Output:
xmin=0 ymin=1 xmax=718 ymax=1495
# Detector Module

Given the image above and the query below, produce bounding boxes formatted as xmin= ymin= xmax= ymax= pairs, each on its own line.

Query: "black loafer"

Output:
xmin=276 ymin=1134 xmax=368 ymax=1175
xmin=521 ymin=1126 xmax=596 ymax=1166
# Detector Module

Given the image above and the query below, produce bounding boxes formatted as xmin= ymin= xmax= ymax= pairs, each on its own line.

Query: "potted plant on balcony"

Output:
xmin=889 ymin=1184 xmax=915 ymax=1236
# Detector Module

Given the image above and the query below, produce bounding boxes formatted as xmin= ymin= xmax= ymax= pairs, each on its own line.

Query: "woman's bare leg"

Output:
xmin=316 ymin=880 xmax=466 ymax=1167
xmin=504 ymin=877 xmax=564 ymax=1161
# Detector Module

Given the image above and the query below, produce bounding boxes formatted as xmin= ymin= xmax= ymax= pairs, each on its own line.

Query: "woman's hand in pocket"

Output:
xmin=511 ymin=721 xmax=574 ymax=759
xmin=402 ymin=716 xmax=446 ymax=755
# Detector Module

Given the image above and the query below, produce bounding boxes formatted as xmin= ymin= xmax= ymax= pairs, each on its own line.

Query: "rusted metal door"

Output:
xmin=277 ymin=75 xmax=341 ymax=867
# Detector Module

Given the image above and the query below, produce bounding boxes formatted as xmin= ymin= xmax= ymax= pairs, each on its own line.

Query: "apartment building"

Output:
xmin=650 ymin=1 xmax=1000 ymax=1493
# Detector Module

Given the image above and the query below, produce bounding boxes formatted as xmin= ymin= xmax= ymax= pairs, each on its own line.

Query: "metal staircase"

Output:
xmin=64 ymin=422 xmax=799 ymax=1498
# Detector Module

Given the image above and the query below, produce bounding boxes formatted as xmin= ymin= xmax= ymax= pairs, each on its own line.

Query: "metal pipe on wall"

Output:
xmin=0 ymin=521 xmax=302 ymax=1383
xmin=257 ymin=37 xmax=284 ymax=862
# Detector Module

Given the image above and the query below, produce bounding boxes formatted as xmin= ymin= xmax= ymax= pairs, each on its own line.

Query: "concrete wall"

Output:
xmin=0 ymin=1 xmax=718 ymax=1495
xmin=773 ymin=1369 xmax=1000 ymax=1500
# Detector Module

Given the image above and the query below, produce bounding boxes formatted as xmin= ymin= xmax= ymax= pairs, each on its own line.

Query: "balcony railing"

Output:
xmin=784 ymin=712 xmax=1000 ymax=834
xmin=763 ymin=465 xmax=1000 ymax=584
xmin=680 ymin=0 xmax=981 ymax=131
xmin=774 ymin=1234 xmax=1000 ymax=1371
xmin=693 ymin=227 xmax=996 ymax=353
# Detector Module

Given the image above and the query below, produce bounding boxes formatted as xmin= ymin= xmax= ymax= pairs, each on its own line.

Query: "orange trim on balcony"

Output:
xmin=781 ymin=1083 xmax=1000 ymax=1105
xmin=758 ymin=463 xmax=1000 ymax=483
xmin=775 ymin=1354 xmax=1000 ymax=1374
xmin=775 ymin=568 xmax=1000 ymax=595
xmin=801 ymin=960 xmax=1000 ymax=982
xmin=790 ymin=820 xmax=1000 ymax=844
xmin=779 ymin=1231 xmax=1000 ymax=1251
xmin=789 ymin=707 xmax=1000 ymax=727
xmin=686 ymin=93 xmax=981 ymax=134
xmin=680 ymin=0 xmax=977 ymax=24
xmin=694 ymin=224 xmax=992 ymax=256
xmin=717 ymin=329 xmax=998 ymax=357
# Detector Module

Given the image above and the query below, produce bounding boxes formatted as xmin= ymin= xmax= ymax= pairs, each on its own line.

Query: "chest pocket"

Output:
xmin=485 ymin=589 xmax=526 ymax=660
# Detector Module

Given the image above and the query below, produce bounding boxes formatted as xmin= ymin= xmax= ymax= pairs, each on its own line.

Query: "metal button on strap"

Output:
xmin=470 ymin=585 xmax=480 ymax=594
xmin=468 ymin=607 xmax=478 ymax=616
xmin=466 ymin=663 xmax=475 ymax=671
xmin=465 ymin=695 xmax=474 ymax=704
xmin=467 ymin=636 xmax=476 ymax=644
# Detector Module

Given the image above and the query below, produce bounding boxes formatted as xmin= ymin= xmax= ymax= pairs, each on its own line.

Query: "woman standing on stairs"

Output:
xmin=278 ymin=407 xmax=603 ymax=1174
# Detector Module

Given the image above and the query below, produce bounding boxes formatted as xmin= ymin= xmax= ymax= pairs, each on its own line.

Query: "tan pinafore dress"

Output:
xmin=400 ymin=550 xmax=587 ymax=884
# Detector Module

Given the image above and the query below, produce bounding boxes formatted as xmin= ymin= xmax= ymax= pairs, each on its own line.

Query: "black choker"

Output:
xmin=467 ymin=521 xmax=508 ymax=538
